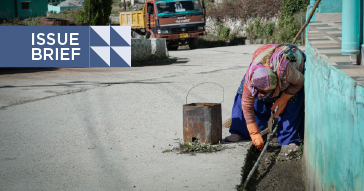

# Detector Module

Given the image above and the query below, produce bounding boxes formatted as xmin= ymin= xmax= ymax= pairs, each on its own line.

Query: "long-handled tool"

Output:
xmin=291 ymin=0 xmax=322 ymax=44
xmin=241 ymin=107 xmax=278 ymax=191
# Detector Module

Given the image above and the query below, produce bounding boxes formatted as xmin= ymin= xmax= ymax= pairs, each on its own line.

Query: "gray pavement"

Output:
xmin=0 ymin=45 xmax=263 ymax=191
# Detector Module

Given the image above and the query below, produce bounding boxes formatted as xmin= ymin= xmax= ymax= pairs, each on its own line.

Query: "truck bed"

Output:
xmin=119 ymin=9 xmax=146 ymax=29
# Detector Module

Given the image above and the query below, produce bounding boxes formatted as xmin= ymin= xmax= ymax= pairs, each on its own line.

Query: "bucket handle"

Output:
xmin=186 ymin=82 xmax=224 ymax=104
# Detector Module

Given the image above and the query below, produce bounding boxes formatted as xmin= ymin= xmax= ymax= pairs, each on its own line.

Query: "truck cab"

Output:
xmin=120 ymin=0 xmax=206 ymax=50
xmin=146 ymin=0 xmax=205 ymax=49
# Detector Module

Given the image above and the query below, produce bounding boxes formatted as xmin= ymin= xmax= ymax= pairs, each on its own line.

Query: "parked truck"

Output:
xmin=119 ymin=0 xmax=206 ymax=50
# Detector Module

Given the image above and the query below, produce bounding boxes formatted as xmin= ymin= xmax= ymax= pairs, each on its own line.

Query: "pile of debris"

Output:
xmin=163 ymin=139 xmax=232 ymax=155
xmin=57 ymin=0 xmax=84 ymax=7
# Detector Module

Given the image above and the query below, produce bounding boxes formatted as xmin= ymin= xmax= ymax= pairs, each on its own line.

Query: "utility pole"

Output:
xmin=124 ymin=0 xmax=126 ymax=11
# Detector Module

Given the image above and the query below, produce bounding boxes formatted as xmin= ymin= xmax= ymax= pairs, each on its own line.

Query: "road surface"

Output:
xmin=0 ymin=45 xmax=263 ymax=191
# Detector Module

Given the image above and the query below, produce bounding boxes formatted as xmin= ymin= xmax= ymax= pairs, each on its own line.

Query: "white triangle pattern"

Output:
xmin=91 ymin=47 xmax=110 ymax=66
xmin=112 ymin=47 xmax=131 ymax=66
xmin=89 ymin=26 xmax=131 ymax=67
xmin=112 ymin=26 xmax=131 ymax=46
xmin=91 ymin=26 xmax=110 ymax=46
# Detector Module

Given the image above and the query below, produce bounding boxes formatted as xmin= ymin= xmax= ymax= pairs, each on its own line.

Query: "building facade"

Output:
xmin=0 ymin=0 xmax=48 ymax=19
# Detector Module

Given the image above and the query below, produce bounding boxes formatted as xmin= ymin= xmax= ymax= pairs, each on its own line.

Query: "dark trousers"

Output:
xmin=229 ymin=87 xmax=304 ymax=146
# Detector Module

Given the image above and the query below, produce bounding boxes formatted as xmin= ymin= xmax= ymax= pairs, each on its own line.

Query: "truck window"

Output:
xmin=157 ymin=3 xmax=174 ymax=13
xmin=147 ymin=4 xmax=154 ymax=16
xmin=156 ymin=0 xmax=202 ymax=16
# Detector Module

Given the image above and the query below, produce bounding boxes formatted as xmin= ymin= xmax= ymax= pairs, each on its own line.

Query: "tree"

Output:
xmin=77 ymin=0 xmax=113 ymax=25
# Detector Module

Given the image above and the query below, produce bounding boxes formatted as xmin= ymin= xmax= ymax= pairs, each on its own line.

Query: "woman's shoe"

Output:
xmin=225 ymin=134 xmax=242 ymax=142
xmin=288 ymin=143 xmax=299 ymax=152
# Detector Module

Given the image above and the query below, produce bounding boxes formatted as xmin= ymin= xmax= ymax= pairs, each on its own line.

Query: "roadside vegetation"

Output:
xmin=195 ymin=26 xmax=247 ymax=48
xmin=0 ymin=0 xmax=114 ymax=26
xmin=1 ymin=0 xmax=308 ymax=46
xmin=49 ymin=7 xmax=84 ymax=23
xmin=0 ymin=17 xmax=42 ymax=26
xmin=201 ymin=0 xmax=309 ymax=47
xmin=115 ymin=0 xmax=144 ymax=14
xmin=0 ymin=7 xmax=83 ymax=26
xmin=76 ymin=0 xmax=112 ymax=25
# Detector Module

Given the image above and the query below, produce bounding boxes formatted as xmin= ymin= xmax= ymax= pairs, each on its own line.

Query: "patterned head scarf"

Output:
xmin=245 ymin=44 xmax=298 ymax=98
xmin=250 ymin=67 xmax=277 ymax=98
xmin=246 ymin=44 xmax=278 ymax=98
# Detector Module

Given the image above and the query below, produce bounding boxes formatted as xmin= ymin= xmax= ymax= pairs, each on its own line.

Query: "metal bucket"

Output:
xmin=183 ymin=83 xmax=223 ymax=144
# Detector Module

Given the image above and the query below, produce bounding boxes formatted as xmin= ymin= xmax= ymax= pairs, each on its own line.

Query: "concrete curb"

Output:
xmin=131 ymin=38 xmax=169 ymax=63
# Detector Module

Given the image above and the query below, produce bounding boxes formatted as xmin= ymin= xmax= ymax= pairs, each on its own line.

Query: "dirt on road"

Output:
xmin=238 ymin=138 xmax=305 ymax=191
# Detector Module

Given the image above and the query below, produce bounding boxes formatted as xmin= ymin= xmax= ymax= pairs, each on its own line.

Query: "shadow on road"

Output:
xmin=0 ymin=68 xmax=59 ymax=75
xmin=132 ymin=57 xmax=178 ymax=67
xmin=0 ymin=81 xmax=172 ymax=89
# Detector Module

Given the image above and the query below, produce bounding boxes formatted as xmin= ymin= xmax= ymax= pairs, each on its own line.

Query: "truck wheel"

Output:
xmin=188 ymin=38 xmax=199 ymax=49
xmin=132 ymin=30 xmax=145 ymax=39
xmin=167 ymin=46 xmax=179 ymax=51
xmin=144 ymin=31 xmax=151 ymax=39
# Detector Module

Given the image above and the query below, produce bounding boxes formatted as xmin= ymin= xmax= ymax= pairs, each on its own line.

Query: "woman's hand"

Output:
xmin=247 ymin=123 xmax=263 ymax=151
xmin=271 ymin=92 xmax=294 ymax=118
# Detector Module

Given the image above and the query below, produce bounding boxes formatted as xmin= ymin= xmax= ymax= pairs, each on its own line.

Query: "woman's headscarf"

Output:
xmin=245 ymin=44 xmax=298 ymax=98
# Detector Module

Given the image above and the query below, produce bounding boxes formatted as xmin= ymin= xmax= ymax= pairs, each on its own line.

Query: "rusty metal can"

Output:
xmin=183 ymin=103 xmax=222 ymax=144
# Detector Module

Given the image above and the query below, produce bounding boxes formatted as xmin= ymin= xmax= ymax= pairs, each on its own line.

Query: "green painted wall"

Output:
xmin=48 ymin=4 xmax=81 ymax=14
xmin=0 ymin=0 xmax=16 ymax=19
xmin=317 ymin=0 xmax=342 ymax=13
xmin=17 ymin=0 xmax=48 ymax=18
xmin=304 ymin=40 xmax=364 ymax=191
xmin=0 ymin=0 xmax=48 ymax=19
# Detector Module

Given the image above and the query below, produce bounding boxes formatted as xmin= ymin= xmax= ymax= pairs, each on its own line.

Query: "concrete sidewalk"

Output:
xmin=0 ymin=45 xmax=267 ymax=191
xmin=307 ymin=13 xmax=364 ymax=83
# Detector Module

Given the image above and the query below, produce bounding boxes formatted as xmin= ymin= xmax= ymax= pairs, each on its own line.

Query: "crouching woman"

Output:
xmin=225 ymin=44 xmax=306 ymax=151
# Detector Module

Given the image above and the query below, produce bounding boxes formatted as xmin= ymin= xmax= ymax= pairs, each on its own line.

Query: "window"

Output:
xmin=156 ymin=0 xmax=202 ymax=16
xmin=21 ymin=2 xmax=30 ymax=9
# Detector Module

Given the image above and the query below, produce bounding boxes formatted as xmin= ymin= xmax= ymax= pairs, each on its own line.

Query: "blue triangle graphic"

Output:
xmin=110 ymin=48 xmax=131 ymax=67
xmin=90 ymin=48 xmax=110 ymax=67
xmin=110 ymin=27 xmax=130 ymax=46
xmin=90 ymin=28 xmax=109 ymax=46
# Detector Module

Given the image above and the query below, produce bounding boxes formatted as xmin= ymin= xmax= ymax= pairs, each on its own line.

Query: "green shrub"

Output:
xmin=267 ymin=0 xmax=308 ymax=44
xmin=215 ymin=20 xmax=222 ymax=32
xmin=245 ymin=22 xmax=254 ymax=40
xmin=20 ymin=17 xmax=41 ymax=26
xmin=126 ymin=1 xmax=131 ymax=7
xmin=280 ymin=0 xmax=309 ymax=19
xmin=229 ymin=32 xmax=238 ymax=40
xmin=271 ymin=10 xmax=306 ymax=44
xmin=77 ymin=0 xmax=113 ymax=25
xmin=220 ymin=26 xmax=230 ymax=40
xmin=207 ymin=0 xmax=308 ymax=44
xmin=277 ymin=0 xmax=308 ymax=35
xmin=252 ymin=17 xmax=264 ymax=39
xmin=264 ymin=22 xmax=275 ymax=37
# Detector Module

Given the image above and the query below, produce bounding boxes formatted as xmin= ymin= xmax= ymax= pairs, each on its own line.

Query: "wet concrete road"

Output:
xmin=0 ymin=45 xmax=263 ymax=191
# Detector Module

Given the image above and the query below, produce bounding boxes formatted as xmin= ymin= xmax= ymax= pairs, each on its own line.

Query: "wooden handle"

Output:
xmin=291 ymin=0 xmax=322 ymax=44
